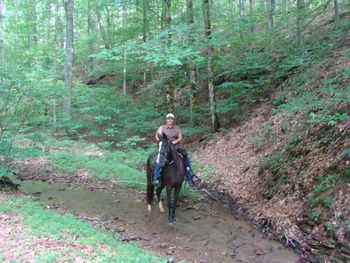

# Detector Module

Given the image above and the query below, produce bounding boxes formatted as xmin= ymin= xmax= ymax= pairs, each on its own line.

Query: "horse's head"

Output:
xmin=156 ymin=133 xmax=173 ymax=167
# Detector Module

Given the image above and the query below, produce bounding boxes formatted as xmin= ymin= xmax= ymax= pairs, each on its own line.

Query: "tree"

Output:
xmin=163 ymin=0 xmax=175 ymax=113
xmin=333 ymin=0 xmax=339 ymax=23
xmin=0 ymin=0 xmax=4 ymax=60
xmin=203 ymin=0 xmax=218 ymax=132
xmin=63 ymin=0 xmax=74 ymax=121
xmin=296 ymin=0 xmax=305 ymax=45
xmin=187 ymin=0 xmax=197 ymax=126
xmin=267 ymin=0 xmax=275 ymax=29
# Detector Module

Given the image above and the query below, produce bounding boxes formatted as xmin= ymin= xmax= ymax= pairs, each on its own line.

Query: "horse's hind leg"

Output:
xmin=172 ymin=185 xmax=182 ymax=222
xmin=147 ymin=184 xmax=154 ymax=212
xmin=156 ymin=186 xmax=165 ymax=213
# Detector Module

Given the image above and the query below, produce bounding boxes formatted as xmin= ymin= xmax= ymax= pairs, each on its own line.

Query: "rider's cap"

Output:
xmin=166 ymin=113 xmax=175 ymax=119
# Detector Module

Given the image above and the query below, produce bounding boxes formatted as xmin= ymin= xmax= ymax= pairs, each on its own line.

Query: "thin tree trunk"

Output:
xmin=0 ymin=0 xmax=5 ymax=61
xmin=47 ymin=1 xmax=51 ymax=41
xmin=249 ymin=0 xmax=255 ymax=32
xmin=63 ymin=0 xmax=74 ymax=121
xmin=142 ymin=0 xmax=148 ymax=89
xmin=96 ymin=10 xmax=110 ymax=49
xmin=239 ymin=0 xmax=244 ymax=16
xmin=87 ymin=0 xmax=94 ymax=76
xmin=31 ymin=0 xmax=38 ymax=45
xmin=187 ymin=0 xmax=197 ymax=126
xmin=296 ymin=0 xmax=305 ymax=45
xmin=163 ymin=0 xmax=174 ymax=112
xmin=203 ymin=0 xmax=218 ymax=132
xmin=282 ymin=0 xmax=287 ymax=13
xmin=122 ymin=6 xmax=127 ymax=95
xmin=334 ymin=0 xmax=340 ymax=23
xmin=123 ymin=48 xmax=127 ymax=95
xmin=267 ymin=0 xmax=275 ymax=28
xmin=53 ymin=0 xmax=63 ymax=129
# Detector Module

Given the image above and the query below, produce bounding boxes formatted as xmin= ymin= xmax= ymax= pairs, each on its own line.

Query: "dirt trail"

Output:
xmin=11 ymin=158 xmax=299 ymax=263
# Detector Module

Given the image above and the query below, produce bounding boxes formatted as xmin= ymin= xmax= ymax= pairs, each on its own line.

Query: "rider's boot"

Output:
xmin=152 ymin=162 xmax=162 ymax=187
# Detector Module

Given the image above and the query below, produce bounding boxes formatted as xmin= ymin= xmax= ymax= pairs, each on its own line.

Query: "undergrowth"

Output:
xmin=0 ymin=196 xmax=162 ymax=262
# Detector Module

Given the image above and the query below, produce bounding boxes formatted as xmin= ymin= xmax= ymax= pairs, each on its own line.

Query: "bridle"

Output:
xmin=156 ymin=139 xmax=168 ymax=167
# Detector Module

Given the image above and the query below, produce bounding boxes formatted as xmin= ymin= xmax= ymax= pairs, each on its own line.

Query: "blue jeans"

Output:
xmin=153 ymin=161 xmax=161 ymax=182
xmin=176 ymin=148 xmax=194 ymax=182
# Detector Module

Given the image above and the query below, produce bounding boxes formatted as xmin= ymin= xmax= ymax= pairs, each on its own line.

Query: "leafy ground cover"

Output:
xmin=0 ymin=190 xmax=162 ymax=263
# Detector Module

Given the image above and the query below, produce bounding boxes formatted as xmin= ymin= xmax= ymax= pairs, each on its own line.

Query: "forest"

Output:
xmin=0 ymin=0 xmax=349 ymax=262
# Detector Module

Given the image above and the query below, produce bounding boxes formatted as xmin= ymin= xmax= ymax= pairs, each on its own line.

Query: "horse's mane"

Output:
xmin=158 ymin=133 xmax=178 ymax=164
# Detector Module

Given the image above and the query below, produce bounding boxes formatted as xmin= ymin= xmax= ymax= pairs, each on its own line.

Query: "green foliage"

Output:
xmin=47 ymin=146 xmax=152 ymax=190
xmin=278 ymin=73 xmax=350 ymax=126
xmin=258 ymin=155 xmax=290 ymax=198
xmin=322 ymin=197 xmax=333 ymax=209
xmin=313 ymin=173 xmax=339 ymax=194
xmin=311 ymin=210 xmax=321 ymax=222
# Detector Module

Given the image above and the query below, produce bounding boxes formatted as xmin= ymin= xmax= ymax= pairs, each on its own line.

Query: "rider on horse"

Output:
xmin=152 ymin=113 xmax=198 ymax=187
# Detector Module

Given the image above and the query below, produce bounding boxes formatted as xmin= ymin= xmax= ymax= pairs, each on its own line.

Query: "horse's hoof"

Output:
xmin=159 ymin=202 xmax=165 ymax=213
xmin=147 ymin=204 xmax=152 ymax=213
xmin=168 ymin=221 xmax=175 ymax=226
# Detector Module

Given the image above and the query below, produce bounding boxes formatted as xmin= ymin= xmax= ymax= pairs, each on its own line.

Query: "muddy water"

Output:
xmin=15 ymin=179 xmax=299 ymax=263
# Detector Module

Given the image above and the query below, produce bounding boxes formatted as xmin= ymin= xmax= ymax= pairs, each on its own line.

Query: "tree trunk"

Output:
xmin=163 ymin=0 xmax=174 ymax=113
xmin=0 ymin=0 xmax=5 ymax=61
xmin=96 ymin=10 xmax=110 ymax=49
xmin=187 ymin=0 xmax=197 ymax=126
xmin=63 ymin=0 xmax=74 ymax=121
xmin=55 ymin=0 xmax=64 ymax=49
xmin=87 ymin=0 xmax=94 ymax=76
xmin=123 ymin=48 xmax=127 ymax=95
xmin=53 ymin=0 xmax=62 ymax=129
xmin=282 ymin=0 xmax=287 ymax=13
xmin=249 ymin=0 xmax=255 ymax=32
xmin=239 ymin=0 xmax=244 ymax=16
xmin=334 ymin=0 xmax=340 ymax=23
xmin=142 ymin=0 xmax=148 ymax=89
xmin=31 ymin=0 xmax=38 ymax=45
xmin=122 ymin=6 xmax=127 ymax=95
xmin=296 ymin=0 xmax=305 ymax=45
xmin=203 ymin=0 xmax=218 ymax=132
xmin=267 ymin=0 xmax=275 ymax=29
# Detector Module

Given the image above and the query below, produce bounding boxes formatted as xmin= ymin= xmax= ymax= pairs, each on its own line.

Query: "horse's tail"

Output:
xmin=146 ymin=156 xmax=154 ymax=205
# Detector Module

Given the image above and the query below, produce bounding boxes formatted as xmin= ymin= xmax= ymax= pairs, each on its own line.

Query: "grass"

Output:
xmin=0 ymin=196 xmax=163 ymax=262
xmin=10 ymin=133 xmax=202 ymax=199
xmin=46 ymin=146 xmax=153 ymax=190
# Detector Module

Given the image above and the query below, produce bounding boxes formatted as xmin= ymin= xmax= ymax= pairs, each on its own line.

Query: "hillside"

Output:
xmin=194 ymin=29 xmax=350 ymax=262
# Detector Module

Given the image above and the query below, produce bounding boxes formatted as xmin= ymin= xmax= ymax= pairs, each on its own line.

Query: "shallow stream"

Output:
xmin=15 ymin=179 xmax=299 ymax=263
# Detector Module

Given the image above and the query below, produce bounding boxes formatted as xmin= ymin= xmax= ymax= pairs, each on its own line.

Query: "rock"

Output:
xmin=221 ymin=251 xmax=228 ymax=256
xmin=192 ymin=215 xmax=201 ymax=220
xmin=256 ymin=249 xmax=265 ymax=255
xmin=207 ymin=244 xmax=216 ymax=251
xmin=200 ymin=240 xmax=209 ymax=246
xmin=117 ymin=226 xmax=125 ymax=232
xmin=160 ymin=242 xmax=169 ymax=249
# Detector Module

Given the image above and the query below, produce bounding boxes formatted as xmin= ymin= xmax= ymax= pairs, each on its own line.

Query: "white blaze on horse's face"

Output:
xmin=156 ymin=141 xmax=162 ymax=164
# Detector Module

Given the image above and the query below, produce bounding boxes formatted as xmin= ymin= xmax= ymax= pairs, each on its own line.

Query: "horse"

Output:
xmin=146 ymin=133 xmax=185 ymax=223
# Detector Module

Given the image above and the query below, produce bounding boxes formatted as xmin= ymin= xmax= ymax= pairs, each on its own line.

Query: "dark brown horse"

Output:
xmin=146 ymin=133 xmax=185 ymax=223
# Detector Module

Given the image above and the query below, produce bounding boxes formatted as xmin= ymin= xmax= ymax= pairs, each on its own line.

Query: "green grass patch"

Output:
xmin=46 ymin=148 xmax=153 ymax=190
xmin=1 ymin=196 xmax=162 ymax=262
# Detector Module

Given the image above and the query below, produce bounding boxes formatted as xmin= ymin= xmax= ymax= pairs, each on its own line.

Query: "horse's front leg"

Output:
xmin=172 ymin=185 xmax=182 ymax=222
xmin=166 ymin=186 xmax=174 ymax=223
xmin=156 ymin=186 xmax=165 ymax=213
